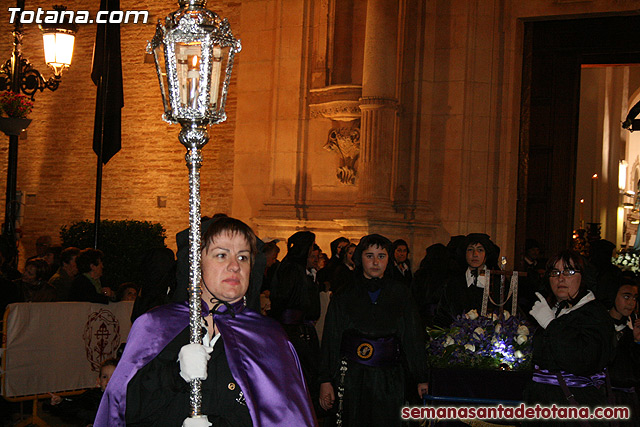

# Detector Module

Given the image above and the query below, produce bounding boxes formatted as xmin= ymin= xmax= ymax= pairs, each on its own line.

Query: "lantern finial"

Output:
xmin=178 ymin=0 xmax=207 ymax=8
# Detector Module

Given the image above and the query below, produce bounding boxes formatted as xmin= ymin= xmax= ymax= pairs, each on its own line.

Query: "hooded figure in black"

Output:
xmin=411 ymin=243 xmax=452 ymax=328
xmin=317 ymin=237 xmax=350 ymax=292
xmin=434 ymin=233 xmax=500 ymax=327
xmin=270 ymin=230 xmax=322 ymax=412
xmin=590 ymin=239 xmax=623 ymax=303
xmin=319 ymin=234 xmax=428 ymax=427
xmin=603 ymin=275 xmax=640 ymax=423
xmin=390 ymin=239 xmax=412 ymax=288
xmin=131 ymin=247 xmax=177 ymax=323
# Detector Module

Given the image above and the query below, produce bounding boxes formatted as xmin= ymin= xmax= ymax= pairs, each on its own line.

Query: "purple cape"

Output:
xmin=94 ymin=301 xmax=317 ymax=426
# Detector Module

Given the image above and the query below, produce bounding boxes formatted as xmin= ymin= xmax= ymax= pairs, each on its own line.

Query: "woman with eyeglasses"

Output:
xmin=524 ymin=250 xmax=615 ymax=417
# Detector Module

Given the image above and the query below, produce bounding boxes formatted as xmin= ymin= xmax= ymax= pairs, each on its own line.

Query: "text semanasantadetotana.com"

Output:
xmin=7 ymin=7 xmax=149 ymax=25
xmin=401 ymin=404 xmax=630 ymax=420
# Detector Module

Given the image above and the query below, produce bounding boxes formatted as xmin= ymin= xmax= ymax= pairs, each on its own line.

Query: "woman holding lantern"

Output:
xmin=95 ymin=217 xmax=316 ymax=427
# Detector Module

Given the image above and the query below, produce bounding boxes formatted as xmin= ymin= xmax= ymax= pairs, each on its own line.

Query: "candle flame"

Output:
xmin=592 ymin=174 xmax=598 ymax=179
xmin=580 ymin=199 xmax=584 ymax=203
xmin=192 ymin=55 xmax=198 ymax=68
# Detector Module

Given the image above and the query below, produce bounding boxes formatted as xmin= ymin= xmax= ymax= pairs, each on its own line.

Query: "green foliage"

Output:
xmin=60 ymin=220 xmax=167 ymax=288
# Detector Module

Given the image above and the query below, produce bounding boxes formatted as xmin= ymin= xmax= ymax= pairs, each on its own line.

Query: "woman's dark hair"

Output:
xmin=60 ymin=247 xmax=80 ymax=265
xmin=353 ymin=234 xmax=393 ymax=270
xmin=24 ymin=258 xmax=49 ymax=282
xmin=330 ymin=237 xmax=350 ymax=259
xmin=600 ymin=274 xmax=639 ymax=310
xmin=545 ymin=250 xmax=587 ymax=306
xmin=340 ymin=243 xmax=356 ymax=264
xmin=457 ymin=233 xmax=500 ymax=270
xmin=392 ymin=239 xmax=410 ymax=259
xmin=545 ymin=250 xmax=585 ymax=275
xmin=201 ymin=216 xmax=258 ymax=263
xmin=76 ymin=249 xmax=104 ymax=274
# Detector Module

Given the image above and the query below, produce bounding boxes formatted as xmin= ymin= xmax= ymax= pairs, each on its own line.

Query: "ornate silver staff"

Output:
xmin=147 ymin=0 xmax=240 ymax=416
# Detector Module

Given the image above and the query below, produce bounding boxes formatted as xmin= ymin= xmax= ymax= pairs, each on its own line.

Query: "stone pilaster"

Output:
xmin=355 ymin=0 xmax=399 ymax=214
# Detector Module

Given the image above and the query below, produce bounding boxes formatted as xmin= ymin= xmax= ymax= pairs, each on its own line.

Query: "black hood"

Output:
xmin=283 ymin=231 xmax=315 ymax=267
xmin=353 ymin=234 xmax=393 ymax=273
xmin=457 ymin=233 xmax=500 ymax=270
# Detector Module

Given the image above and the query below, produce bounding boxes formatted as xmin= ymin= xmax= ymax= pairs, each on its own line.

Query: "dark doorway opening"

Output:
xmin=517 ymin=15 xmax=640 ymax=259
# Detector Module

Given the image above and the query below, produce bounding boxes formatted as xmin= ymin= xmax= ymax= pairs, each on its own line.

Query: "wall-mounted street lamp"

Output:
xmin=0 ymin=1 xmax=77 ymax=246
xmin=148 ymin=0 xmax=240 ymax=416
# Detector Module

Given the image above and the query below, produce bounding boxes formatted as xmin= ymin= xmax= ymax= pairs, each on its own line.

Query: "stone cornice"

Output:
xmin=308 ymin=85 xmax=362 ymax=121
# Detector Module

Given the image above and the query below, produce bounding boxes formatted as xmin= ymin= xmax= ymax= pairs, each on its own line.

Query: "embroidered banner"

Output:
xmin=2 ymin=301 xmax=133 ymax=397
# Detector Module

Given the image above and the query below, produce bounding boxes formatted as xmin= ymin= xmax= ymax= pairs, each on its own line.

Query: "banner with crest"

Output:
xmin=2 ymin=301 xmax=133 ymax=397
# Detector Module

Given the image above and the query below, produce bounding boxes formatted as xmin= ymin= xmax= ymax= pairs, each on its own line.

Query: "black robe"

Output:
xmin=433 ymin=271 xmax=485 ymax=327
xmin=609 ymin=322 xmax=640 ymax=426
xmin=524 ymin=295 xmax=615 ymax=413
xmin=319 ymin=273 xmax=428 ymax=427
xmin=390 ymin=262 xmax=412 ymax=288
xmin=270 ymin=238 xmax=321 ymax=407
xmin=330 ymin=262 xmax=355 ymax=295
xmin=125 ymin=326 xmax=252 ymax=427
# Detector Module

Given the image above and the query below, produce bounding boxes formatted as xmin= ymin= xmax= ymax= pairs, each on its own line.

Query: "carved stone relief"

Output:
xmin=324 ymin=124 xmax=360 ymax=185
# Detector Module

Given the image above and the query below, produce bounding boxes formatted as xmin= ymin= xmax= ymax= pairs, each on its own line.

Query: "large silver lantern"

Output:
xmin=147 ymin=0 xmax=240 ymax=417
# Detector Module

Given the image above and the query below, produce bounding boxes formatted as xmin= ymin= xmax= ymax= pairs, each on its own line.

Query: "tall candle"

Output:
xmin=591 ymin=174 xmax=598 ymax=223
xmin=187 ymin=55 xmax=199 ymax=109
xmin=579 ymin=198 xmax=584 ymax=229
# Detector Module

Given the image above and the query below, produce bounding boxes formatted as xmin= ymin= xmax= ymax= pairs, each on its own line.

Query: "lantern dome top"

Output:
xmin=179 ymin=0 xmax=207 ymax=7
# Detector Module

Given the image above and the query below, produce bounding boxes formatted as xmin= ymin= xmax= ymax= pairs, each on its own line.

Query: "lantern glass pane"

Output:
xmin=42 ymin=33 xmax=56 ymax=64
xmin=153 ymin=43 xmax=171 ymax=116
xmin=175 ymin=42 xmax=202 ymax=110
xmin=42 ymin=32 xmax=75 ymax=67
xmin=209 ymin=46 xmax=224 ymax=111
xmin=54 ymin=33 xmax=75 ymax=66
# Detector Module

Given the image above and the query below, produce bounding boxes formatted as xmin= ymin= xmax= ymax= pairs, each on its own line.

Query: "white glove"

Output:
xmin=530 ymin=292 xmax=555 ymax=329
xmin=178 ymin=343 xmax=213 ymax=382
xmin=182 ymin=415 xmax=212 ymax=427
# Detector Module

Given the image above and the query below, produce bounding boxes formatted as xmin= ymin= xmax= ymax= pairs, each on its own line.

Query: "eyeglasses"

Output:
xmin=548 ymin=269 xmax=581 ymax=277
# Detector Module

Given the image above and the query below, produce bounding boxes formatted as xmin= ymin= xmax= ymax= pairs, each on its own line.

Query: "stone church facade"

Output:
xmin=1 ymin=0 xmax=638 ymax=264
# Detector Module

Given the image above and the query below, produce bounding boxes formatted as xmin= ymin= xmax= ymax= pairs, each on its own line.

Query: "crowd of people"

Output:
xmin=1 ymin=219 xmax=639 ymax=426
xmin=0 ymin=241 xmax=139 ymax=319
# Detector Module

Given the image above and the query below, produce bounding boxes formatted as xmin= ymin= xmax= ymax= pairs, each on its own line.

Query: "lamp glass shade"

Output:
xmin=42 ymin=32 xmax=75 ymax=73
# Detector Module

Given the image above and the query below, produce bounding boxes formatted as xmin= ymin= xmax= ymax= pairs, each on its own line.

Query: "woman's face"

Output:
xmin=345 ymin=246 xmax=355 ymax=265
xmin=22 ymin=265 xmax=37 ymax=284
xmin=201 ymin=232 xmax=251 ymax=306
xmin=614 ymin=284 xmax=638 ymax=318
xmin=362 ymin=245 xmax=388 ymax=279
xmin=465 ymin=243 xmax=486 ymax=268
xmin=90 ymin=259 xmax=104 ymax=279
xmin=394 ymin=245 xmax=408 ymax=263
xmin=549 ymin=259 xmax=581 ymax=301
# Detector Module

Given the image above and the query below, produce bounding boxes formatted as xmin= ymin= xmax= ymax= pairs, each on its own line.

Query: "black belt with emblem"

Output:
xmin=340 ymin=334 xmax=400 ymax=367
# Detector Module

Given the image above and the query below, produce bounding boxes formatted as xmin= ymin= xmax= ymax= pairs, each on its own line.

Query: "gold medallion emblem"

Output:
xmin=356 ymin=342 xmax=374 ymax=360
xmin=228 ymin=382 xmax=236 ymax=390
